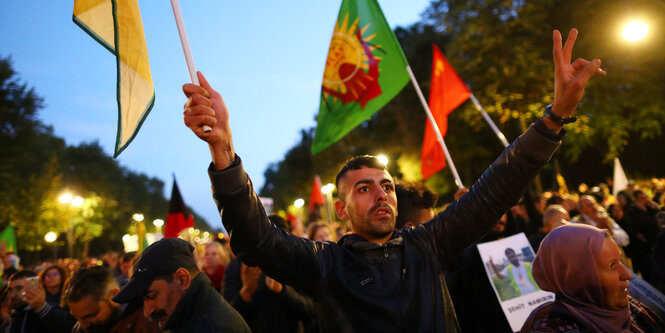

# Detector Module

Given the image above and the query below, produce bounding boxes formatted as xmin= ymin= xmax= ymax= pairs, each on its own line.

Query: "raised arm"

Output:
xmin=546 ymin=28 xmax=605 ymax=131
xmin=183 ymin=71 xmax=235 ymax=170
xmin=420 ymin=29 xmax=605 ymax=266
xmin=182 ymin=73 xmax=333 ymax=298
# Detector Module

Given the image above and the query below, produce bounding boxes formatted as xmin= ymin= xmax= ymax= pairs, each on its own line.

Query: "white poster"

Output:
xmin=477 ymin=233 xmax=555 ymax=332
xmin=628 ymin=269 xmax=665 ymax=321
xmin=259 ymin=197 xmax=274 ymax=215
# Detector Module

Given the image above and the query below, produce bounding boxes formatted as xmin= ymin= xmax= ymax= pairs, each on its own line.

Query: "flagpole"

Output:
xmin=170 ymin=0 xmax=211 ymax=132
xmin=406 ymin=65 xmax=464 ymax=189
xmin=469 ymin=93 xmax=509 ymax=147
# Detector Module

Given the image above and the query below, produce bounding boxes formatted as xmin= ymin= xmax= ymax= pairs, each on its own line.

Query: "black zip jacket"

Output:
xmin=163 ymin=273 xmax=250 ymax=333
xmin=209 ymin=121 xmax=562 ymax=332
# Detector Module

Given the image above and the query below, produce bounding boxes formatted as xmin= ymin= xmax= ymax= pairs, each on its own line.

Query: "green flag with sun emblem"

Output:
xmin=312 ymin=0 xmax=410 ymax=154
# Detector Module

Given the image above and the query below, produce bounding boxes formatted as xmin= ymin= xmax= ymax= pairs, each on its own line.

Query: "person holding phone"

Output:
xmin=0 ymin=270 xmax=75 ymax=333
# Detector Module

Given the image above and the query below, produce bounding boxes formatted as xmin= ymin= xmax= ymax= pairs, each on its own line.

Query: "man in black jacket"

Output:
xmin=181 ymin=28 xmax=604 ymax=332
xmin=112 ymin=238 xmax=250 ymax=333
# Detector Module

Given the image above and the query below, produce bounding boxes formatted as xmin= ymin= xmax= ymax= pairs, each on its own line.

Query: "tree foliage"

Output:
xmin=260 ymin=0 xmax=665 ymax=211
xmin=0 ymin=57 xmax=215 ymax=261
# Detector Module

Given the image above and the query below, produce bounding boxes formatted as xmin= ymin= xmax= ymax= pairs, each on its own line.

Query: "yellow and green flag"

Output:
xmin=73 ymin=0 xmax=154 ymax=157
xmin=312 ymin=0 xmax=410 ymax=154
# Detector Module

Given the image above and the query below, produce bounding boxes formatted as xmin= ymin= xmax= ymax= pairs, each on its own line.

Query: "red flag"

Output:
xmin=309 ymin=176 xmax=325 ymax=209
xmin=421 ymin=44 xmax=471 ymax=180
xmin=164 ymin=177 xmax=194 ymax=238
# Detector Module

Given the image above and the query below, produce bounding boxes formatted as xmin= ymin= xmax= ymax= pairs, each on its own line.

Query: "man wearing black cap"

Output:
xmin=112 ymin=238 xmax=250 ymax=332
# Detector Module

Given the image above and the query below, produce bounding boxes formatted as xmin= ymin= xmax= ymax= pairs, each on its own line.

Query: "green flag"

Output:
xmin=312 ymin=0 xmax=410 ymax=154
xmin=0 ymin=225 xmax=17 ymax=253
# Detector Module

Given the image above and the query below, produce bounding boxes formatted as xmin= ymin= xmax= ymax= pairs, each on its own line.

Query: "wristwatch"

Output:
xmin=544 ymin=104 xmax=577 ymax=125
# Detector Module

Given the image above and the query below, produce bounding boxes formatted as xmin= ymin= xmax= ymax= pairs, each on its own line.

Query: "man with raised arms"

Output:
xmin=181 ymin=29 xmax=605 ymax=332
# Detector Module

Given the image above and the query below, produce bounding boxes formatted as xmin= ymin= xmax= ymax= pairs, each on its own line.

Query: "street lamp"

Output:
xmin=294 ymin=198 xmax=305 ymax=208
xmin=377 ymin=155 xmax=389 ymax=166
xmin=44 ymin=232 xmax=57 ymax=243
xmin=59 ymin=192 xmax=83 ymax=258
xmin=622 ymin=20 xmax=648 ymax=42
xmin=44 ymin=231 xmax=58 ymax=262
xmin=71 ymin=196 xmax=84 ymax=207
xmin=321 ymin=184 xmax=335 ymax=223
xmin=132 ymin=213 xmax=144 ymax=222
xmin=153 ymin=219 xmax=164 ymax=234
xmin=58 ymin=193 xmax=73 ymax=204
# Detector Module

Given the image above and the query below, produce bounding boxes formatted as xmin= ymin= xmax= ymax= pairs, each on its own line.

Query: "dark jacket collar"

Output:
xmin=164 ymin=272 xmax=209 ymax=330
xmin=339 ymin=230 xmax=403 ymax=252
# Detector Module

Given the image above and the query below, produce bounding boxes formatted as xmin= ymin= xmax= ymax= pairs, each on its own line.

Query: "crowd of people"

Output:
xmin=0 ymin=29 xmax=664 ymax=332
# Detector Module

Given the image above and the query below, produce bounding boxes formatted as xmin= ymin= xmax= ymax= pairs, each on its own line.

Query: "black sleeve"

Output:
xmin=209 ymin=157 xmax=337 ymax=298
xmin=36 ymin=303 xmax=76 ymax=333
xmin=419 ymin=123 xmax=562 ymax=268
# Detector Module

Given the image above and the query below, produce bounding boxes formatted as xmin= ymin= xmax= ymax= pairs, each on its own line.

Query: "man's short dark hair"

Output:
xmin=9 ymin=270 xmax=36 ymax=282
xmin=64 ymin=266 xmax=117 ymax=303
xmin=505 ymin=248 xmax=516 ymax=256
xmin=335 ymin=155 xmax=388 ymax=195
xmin=395 ymin=181 xmax=438 ymax=229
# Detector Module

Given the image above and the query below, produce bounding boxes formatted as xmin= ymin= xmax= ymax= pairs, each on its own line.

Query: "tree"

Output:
xmin=0 ymin=57 xmax=217 ymax=261
xmin=259 ymin=0 xmax=665 ymax=209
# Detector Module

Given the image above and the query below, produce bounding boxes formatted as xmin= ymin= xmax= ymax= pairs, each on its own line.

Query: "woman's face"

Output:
xmin=610 ymin=205 xmax=623 ymax=220
xmin=313 ymin=227 xmax=332 ymax=242
xmin=596 ymin=238 xmax=632 ymax=310
xmin=43 ymin=268 xmax=62 ymax=289
xmin=204 ymin=246 xmax=220 ymax=268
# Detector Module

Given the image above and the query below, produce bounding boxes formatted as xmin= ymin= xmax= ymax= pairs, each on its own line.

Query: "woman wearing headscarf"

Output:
xmin=521 ymin=224 xmax=663 ymax=332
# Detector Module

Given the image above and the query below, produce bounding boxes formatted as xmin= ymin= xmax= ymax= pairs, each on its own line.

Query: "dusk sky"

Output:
xmin=1 ymin=1 xmax=432 ymax=230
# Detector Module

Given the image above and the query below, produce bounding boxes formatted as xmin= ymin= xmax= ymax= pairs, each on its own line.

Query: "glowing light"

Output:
xmin=203 ymin=231 xmax=210 ymax=238
xmin=217 ymin=233 xmax=225 ymax=239
xmin=71 ymin=196 xmax=84 ymax=207
xmin=294 ymin=198 xmax=305 ymax=208
xmin=188 ymin=227 xmax=195 ymax=234
xmin=44 ymin=232 xmax=57 ymax=243
xmin=122 ymin=234 xmax=131 ymax=242
xmin=321 ymin=183 xmax=335 ymax=195
xmin=152 ymin=219 xmax=164 ymax=227
xmin=377 ymin=155 xmax=389 ymax=166
xmin=622 ymin=21 xmax=648 ymax=42
xmin=59 ymin=193 xmax=73 ymax=204
xmin=132 ymin=213 xmax=144 ymax=222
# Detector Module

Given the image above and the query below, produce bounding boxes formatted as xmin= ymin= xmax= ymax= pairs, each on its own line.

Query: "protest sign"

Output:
xmin=628 ymin=269 xmax=665 ymax=321
xmin=477 ymin=233 xmax=554 ymax=332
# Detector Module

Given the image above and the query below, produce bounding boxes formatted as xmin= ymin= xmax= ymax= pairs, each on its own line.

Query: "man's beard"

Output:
xmin=10 ymin=296 xmax=27 ymax=311
xmin=362 ymin=203 xmax=396 ymax=238
xmin=150 ymin=309 xmax=168 ymax=323
xmin=82 ymin=301 xmax=120 ymax=333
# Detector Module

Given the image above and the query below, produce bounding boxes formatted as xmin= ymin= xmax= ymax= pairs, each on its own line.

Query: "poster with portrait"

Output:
xmin=477 ymin=232 xmax=555 ymax=332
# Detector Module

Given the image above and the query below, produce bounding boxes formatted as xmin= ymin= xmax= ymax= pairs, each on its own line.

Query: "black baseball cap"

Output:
xmin=112 ymin=238 xmax=198 ymax=304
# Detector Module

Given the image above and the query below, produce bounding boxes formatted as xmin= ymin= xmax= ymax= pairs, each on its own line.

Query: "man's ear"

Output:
xmin=334 ymin=200 xmax=349 ymax=221
xmin=174 ymin=268 xmax=192 ymax=290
